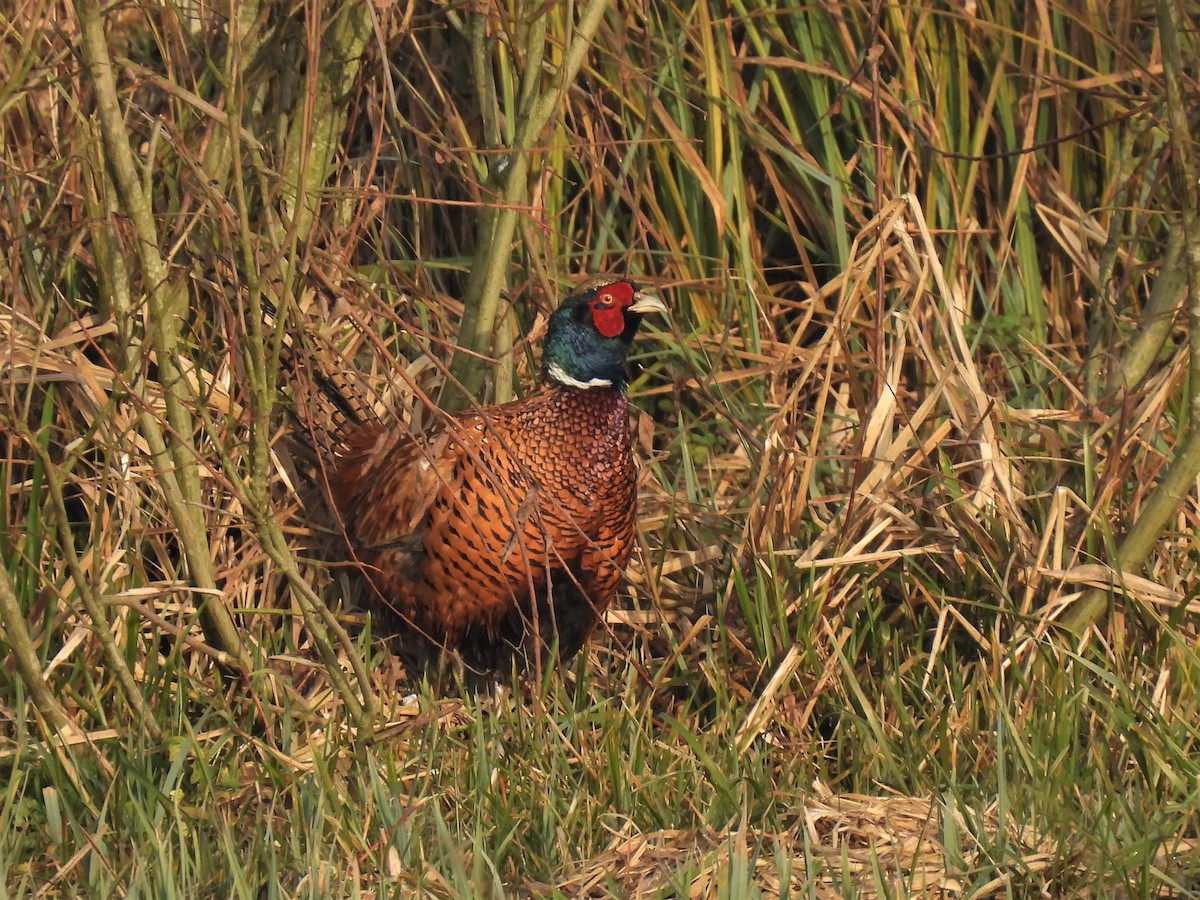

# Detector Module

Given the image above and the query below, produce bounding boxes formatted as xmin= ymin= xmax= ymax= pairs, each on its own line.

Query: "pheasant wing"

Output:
xmin=332 ymin=425 xmax=461 ymax=552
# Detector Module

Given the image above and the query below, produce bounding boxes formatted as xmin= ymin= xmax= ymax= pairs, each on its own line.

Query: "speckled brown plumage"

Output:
xmin=315 ymin=278 xmax=665 ymax=674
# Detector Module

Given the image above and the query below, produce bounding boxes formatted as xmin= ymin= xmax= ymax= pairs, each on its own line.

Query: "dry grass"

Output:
xmin=2 ymin=0 xmax=1200 ymax=896
xmin=549 ymin=781 xmax=1070 ymax=898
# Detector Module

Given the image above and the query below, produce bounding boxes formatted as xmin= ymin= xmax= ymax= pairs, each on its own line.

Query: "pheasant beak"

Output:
xmin=629 ymin=290 xmax=668 ymax=317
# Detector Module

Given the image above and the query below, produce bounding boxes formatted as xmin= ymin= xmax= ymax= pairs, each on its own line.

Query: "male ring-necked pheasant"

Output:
xmin=322 ymin=277 xmax=666 ymax=674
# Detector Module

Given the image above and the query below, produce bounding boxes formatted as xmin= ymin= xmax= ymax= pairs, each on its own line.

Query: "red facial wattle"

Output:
xmin=590 ymin=281 xmax=635 ymax=338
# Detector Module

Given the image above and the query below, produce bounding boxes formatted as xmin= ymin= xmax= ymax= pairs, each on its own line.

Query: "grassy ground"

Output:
xmin=2 ymin=1 xmax=1199 ymax=896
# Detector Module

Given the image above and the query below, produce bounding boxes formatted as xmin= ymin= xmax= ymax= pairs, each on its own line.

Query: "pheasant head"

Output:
xmin=542 ymin=279 xmax=667 ymax=390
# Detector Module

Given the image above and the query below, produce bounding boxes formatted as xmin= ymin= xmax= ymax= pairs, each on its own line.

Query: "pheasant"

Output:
xmin=321 ymin=277 xmax=667 ymax=675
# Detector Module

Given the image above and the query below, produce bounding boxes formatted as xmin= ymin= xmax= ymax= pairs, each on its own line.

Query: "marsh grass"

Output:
xmin=2 ymin=1 xmax=1199 ymax=896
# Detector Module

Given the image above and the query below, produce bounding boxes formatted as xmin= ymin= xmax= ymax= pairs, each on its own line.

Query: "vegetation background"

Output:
xmin=2 ymin=0 xmax=1199 ymax=895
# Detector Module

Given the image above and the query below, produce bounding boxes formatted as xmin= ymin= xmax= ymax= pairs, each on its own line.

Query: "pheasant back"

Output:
xmin=330 ymin=385 xmax=637 ymax=669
